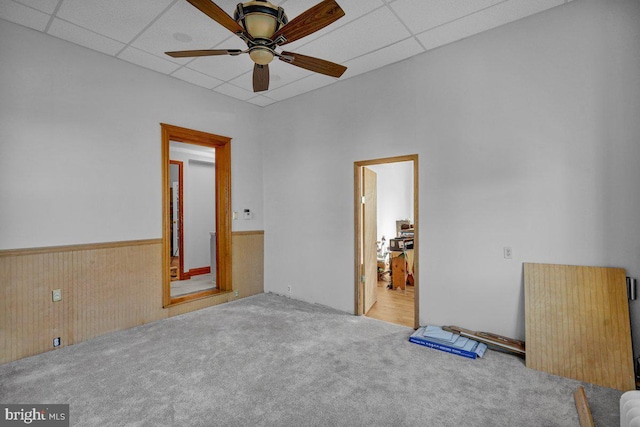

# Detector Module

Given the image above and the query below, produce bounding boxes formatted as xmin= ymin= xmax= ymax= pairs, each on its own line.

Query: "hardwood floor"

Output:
xmin=365 ymin=280 xmax=415 ymax=328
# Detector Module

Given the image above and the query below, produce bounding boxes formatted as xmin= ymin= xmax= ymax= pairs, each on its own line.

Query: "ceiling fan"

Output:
xmin=165 ymin=0 xmax=348 ymax=92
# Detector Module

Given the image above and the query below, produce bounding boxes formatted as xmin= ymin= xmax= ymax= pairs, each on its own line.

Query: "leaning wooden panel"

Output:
xmin=524 ymin=263 xmax=634 ymax=391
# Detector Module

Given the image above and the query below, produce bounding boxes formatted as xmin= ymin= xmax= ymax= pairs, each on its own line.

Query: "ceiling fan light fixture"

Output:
xmin=234 ymin=1 xmax=287 ymax=39
xmin=169 ymin=0 xmax=347 ymax=93
xmin=249 ymin=46 xmax=274 ymax=65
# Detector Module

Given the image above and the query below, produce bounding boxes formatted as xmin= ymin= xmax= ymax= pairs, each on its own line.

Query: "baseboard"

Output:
xmin=188 ymin=266 xmax=211 ymax=277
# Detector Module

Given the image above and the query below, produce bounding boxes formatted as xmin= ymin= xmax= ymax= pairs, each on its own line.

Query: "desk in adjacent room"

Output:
xmin=390 ymin=249 xmax=414 ymax=291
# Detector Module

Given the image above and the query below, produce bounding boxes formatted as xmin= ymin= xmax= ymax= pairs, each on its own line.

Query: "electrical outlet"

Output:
xmin=234 ymin=290 xmax=239 ymax=297
xmin=52 ymin=289 xmax=62 ymax=302
xmin=504 ymin=247 xmax=512 ymax=259
xmin=287 ymin=285 xmax=292 ymax=294
xmin=53 ymin=337 xmax=61 ymax=347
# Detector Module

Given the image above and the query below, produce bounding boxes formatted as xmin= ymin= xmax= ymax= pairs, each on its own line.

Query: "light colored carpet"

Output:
xmin=0 ymin=293 xmax=622 ymax=426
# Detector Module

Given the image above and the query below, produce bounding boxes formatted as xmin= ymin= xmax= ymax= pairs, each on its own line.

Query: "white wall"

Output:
xmin=262 ymin=0 xmax=640 ymax=357
xmin=368 ymin=162 xmax=414 ymax=249
xmin=0 ymin=20 xmax=264 ymax=250
xmin=186 ymin=160 xmax=215 ymax=271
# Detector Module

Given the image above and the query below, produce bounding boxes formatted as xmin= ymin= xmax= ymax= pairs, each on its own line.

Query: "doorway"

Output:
xmin=161 ymin=123 xmax=232 ymax=307
xmin=354 ymin=155 xmax=419 ymax=328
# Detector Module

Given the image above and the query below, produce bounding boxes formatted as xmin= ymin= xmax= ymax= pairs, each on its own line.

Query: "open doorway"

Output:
xmin=354 ymin=155 xmax=419 ymax=328
xmin=161 ymin=123 xmax=232 ymax=307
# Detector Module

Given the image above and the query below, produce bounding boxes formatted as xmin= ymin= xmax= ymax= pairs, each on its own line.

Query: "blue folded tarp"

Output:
xmin=410 ymin=326 xmax=487 ymax=359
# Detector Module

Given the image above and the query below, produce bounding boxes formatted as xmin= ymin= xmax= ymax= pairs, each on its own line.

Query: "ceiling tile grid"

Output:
xmin=0 ymin=0 xmax=50 ymax=31
xmin=47 ymin=18 xmax=125 ymax=56
xmin=13 ymin=0 xmax=59 ymax=15
xmin=55 ymin=0 xmax=175 ymax=43
xmin=0 ymin=0 xmax=574 ymax=106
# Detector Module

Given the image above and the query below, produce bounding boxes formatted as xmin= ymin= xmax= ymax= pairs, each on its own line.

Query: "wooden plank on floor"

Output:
xmin=573 ymin=386 xmax=594 ymax=427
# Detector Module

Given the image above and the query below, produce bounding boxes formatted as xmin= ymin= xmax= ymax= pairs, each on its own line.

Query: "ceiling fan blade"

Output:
xmin=279 ymin=51 xmax=346 ymax=78
xmin=185 ymin=0 xmax=244 ymax=35
xmin=273 ymin=0 xmax=345 ymax=45
xmin=253 ymin=64 xmax=269 ymax=92
xmin=165 ymin=49 xmax=243 ymax=58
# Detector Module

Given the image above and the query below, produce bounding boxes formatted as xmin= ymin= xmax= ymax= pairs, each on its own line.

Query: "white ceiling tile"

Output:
xmin=14 ymin=0 xmax=58 ymax=14
xmin=295 ymin=7 xmax=411 ymax=65
xmin=416 ymin=0 xmax=566 ymax=51
xmin=213 ymin=83 xmax=255 ymax=101
xmin=188 ymin=53 xmax=253 ymax=82
xmin=342 ymin=37 xmax=424 ymax=79
xmin=390 ymin=0 xmax=504 ymax=34
xmin=47 ymin=18 xmax=125 ymax=56
xmin=172 ymin=66 xmax=223 ymax=89
xmin=117 ymin=46 xmax=181 ymax=74
xmin=132 ymin=0 xmax=243 ymax=63
xmin=0 ymin=0 xmax=50 ymax=31
xmin=279 ymin=0 xmax=384 ymax=51
xmin=266 ymin=74 xmax=335 ymax=101
xmin=4 ymin=0 xmax=576 ymax=105
xmin=246 ymin=95 xmax=277 ymax=107
xmin=270 ymin=59 xmax=314 ymax=86
xmin=224 ymin=71 xmax=251 ymax=91
xmin=56 ymin=0 xmax=174 ymax=43
xmin=228 ymin=60 xmax=313 ymax=91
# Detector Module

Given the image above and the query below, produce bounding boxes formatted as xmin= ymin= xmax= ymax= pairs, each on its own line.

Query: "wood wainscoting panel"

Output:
xmin=71 ymin=242 xmax=165 ymax=344
xmin=524 ymin=262 xmax=634 ymax=391
xmin=0 ymin=232 xmax=265 ymax=365
xmin=1 ymin=251 xmax=78 ymax=363
xmin=0 ymin=240 xmax=165 ymax=365
xmin=231 ymin=231 xmax=265 ymax=298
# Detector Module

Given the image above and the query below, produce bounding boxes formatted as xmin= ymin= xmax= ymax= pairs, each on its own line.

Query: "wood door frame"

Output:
xmin=169 ymin=160 xmax=187 ymax=280
xmin=354 ymin=154 xmax=419 ymax=328
xmin=161 ymin=123 xmax=232 ymax=308
xmin=362 ymin=166 xmax=378 ymax=314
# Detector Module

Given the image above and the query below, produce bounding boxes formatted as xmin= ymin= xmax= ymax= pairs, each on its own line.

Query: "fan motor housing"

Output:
xmin=234 ymin=1 xmax=288 ymax=39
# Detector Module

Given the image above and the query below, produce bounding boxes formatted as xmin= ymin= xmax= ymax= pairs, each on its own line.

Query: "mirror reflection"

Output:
xmin=169 ymin=141 xmax=216 ymax=298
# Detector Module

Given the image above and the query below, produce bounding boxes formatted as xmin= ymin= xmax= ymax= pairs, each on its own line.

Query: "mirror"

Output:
xmin=169 ymin=142 xmax=216 ymax=298
xmin=161 ymin=123 xmax=232 ymax=307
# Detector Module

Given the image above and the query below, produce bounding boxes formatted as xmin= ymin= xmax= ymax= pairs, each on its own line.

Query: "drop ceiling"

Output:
xmin=0 ymin=0 xmax=573 ymax=107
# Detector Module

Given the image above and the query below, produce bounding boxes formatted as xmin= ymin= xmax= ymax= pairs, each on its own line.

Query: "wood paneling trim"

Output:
xmin=215 ymin=141 xmax=232 ymax=292
xmin=169 ymin=160 xmax=185 ymax=281
xmin=160 ymin=123 xmax=231 ymax=147
xmin=188 ymin=266 xmax=211 ymax=277
xmin=0 ymin=239 xmax=162 ymax=258
xmin=169 ymin=288 xmax=224 ymax=306
xmin=161 ymin=123 xmax=233 ymax=307
xmin=232 ymin=230 xmax=265 ymax=236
